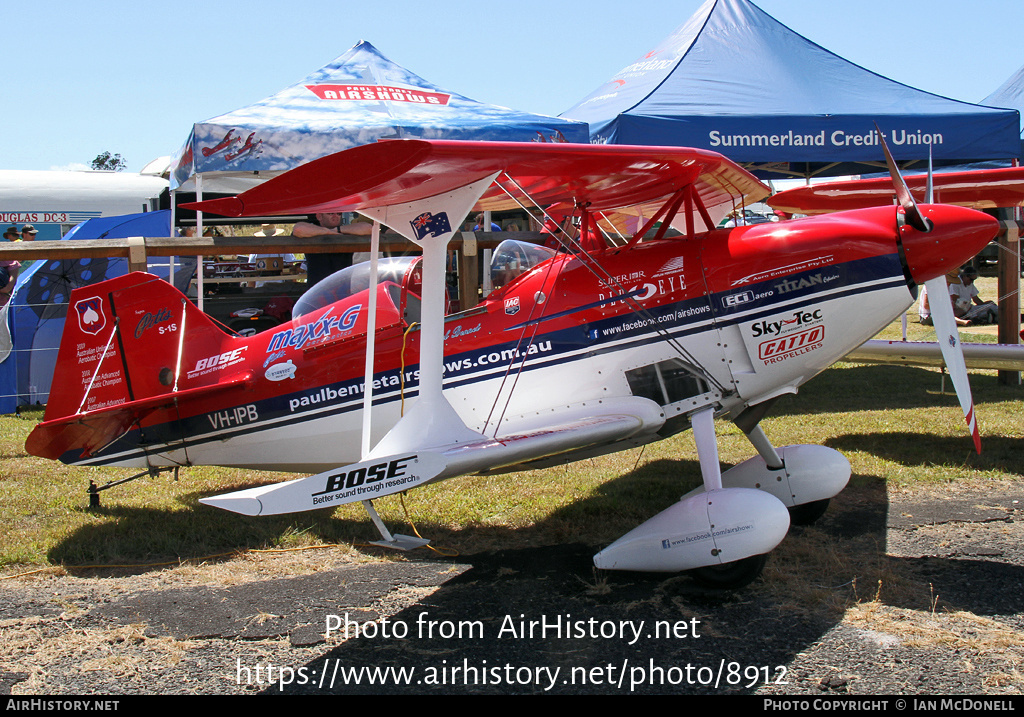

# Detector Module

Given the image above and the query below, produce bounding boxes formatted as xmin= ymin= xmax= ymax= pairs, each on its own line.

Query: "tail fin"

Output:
xmin=28 ymin=272 xmax=246 ymax=461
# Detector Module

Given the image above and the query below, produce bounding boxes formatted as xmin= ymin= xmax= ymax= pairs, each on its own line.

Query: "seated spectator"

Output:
xmin=918 ymin=283 xmax=932 ymax=325
xmin=950 ymin=266 xmax=998 ymax=324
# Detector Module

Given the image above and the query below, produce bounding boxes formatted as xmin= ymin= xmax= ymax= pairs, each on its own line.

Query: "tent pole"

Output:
xmin=196 ymin=175 xmax=204 ymax=311
xmin=169 ymin=189 xmax=176 ymax=287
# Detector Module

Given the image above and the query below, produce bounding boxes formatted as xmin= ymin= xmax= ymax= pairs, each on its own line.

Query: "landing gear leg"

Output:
xmin=741 ymin=423 xmax=831 ymax=526
xmin=743 ymin=424 xmax=783 ymax=470
xmin=688 ymin=407 xmax=773 ymax=588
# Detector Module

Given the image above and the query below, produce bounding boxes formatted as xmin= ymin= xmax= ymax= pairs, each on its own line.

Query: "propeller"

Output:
xmin=875 ymin=124 xmax=981 ymax=453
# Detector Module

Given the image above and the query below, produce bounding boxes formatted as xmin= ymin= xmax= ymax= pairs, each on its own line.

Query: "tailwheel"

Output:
xmin=689 ymin=553 xmax=768 ymax=590
xmin=788 ymin=498 xmax=830 ymax=526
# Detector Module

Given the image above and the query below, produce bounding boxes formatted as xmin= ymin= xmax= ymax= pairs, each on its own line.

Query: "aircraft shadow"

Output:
xmin=826 ymin=432 xmax=1024 ymax=476
xmin=42 ymin=451 xmax=1022 ymax=694
xmin=45 ymin=496 xmax=385 ymax=569
xmin=768 ymin=363 xmax=1015 ymax=417
xmin=252 ymin=458 xmax=1024 ymax=695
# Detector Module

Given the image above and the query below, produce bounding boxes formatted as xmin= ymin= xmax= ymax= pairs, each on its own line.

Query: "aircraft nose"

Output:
xmin=900 ymin=205 xmax=999 ymax=285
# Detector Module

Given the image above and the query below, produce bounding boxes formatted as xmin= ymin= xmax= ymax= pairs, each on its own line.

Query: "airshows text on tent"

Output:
xmin=709 ymin=129 xmax=944 ymax=148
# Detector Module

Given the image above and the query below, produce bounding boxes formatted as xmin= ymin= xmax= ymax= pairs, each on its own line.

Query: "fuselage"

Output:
xmin=40 ymin=205 xmax=932 ymax=473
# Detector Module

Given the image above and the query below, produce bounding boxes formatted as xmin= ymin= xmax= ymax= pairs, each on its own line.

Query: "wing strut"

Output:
xmin=626 ymin=186 xmax=688 ymax=248
xmin=491 ymin=170 xmax=728 ymax=396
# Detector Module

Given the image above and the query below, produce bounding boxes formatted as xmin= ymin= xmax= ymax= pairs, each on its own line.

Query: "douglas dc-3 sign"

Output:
xmin=26 ymin=138 xmax=996 ymax=587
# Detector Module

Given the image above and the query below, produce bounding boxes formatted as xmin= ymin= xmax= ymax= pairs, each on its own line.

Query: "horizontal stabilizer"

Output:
xmin=26 ymin=372 xmax=253 ymax=460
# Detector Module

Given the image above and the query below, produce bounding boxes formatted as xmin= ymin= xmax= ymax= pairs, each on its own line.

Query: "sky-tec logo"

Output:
xmin=267 ymin=305 xmax=361 ymax=353
xmin=751 ymin=309 xmax=823 ymax=337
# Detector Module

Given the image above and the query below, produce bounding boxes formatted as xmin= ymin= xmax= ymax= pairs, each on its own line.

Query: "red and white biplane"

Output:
xmin=25 ymin=139 xmax=997 ymax=587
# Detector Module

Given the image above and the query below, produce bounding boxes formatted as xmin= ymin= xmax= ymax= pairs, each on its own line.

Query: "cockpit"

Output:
xmin=293 ymin=256 xmax=424 ymax=321
xmin=291 ymin=242 xmax=556 ymax=324
xmin=489 ymin=240 xmax=557 ymax=290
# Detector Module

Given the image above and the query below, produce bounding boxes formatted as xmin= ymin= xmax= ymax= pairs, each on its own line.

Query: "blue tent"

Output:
xmin=983 ymin=64 xmax=1024 ymax=120
xmin=171 ymin=40 xmax=589 ymax=192
xmin=981 ymin=65 xmax=1024 ymax=160
xmin=561 ymin=0 xmax=1020 ymax=179
xmin=0 ymin=211 xmax=177 ymax=413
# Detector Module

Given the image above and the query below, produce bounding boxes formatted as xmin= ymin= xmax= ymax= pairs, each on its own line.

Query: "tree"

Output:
xmin=91 ymin=151 xmax=127 ymax=171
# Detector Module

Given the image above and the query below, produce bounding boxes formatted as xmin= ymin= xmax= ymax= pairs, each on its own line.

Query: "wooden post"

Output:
xmin=458 ymin=231 xmax=480 ymax=310
xmin=997 ymin=219 xmax=1021 ymax=386
xmin=126 ymin=237 xmax=147 ymax=273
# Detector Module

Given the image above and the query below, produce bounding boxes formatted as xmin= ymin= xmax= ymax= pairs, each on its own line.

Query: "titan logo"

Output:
xmin=774 ymin=271 xmax=838 ymax=295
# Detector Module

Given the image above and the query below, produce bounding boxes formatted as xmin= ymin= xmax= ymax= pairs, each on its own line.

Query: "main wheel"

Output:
xmin=689 ymin=553 xmax=768 ymax=589
xmin=788 ymin=498 xmax=830 ymax=526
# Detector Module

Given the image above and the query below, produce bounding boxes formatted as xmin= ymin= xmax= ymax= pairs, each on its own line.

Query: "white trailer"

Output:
xmin=0 ymin=168 xmax=168 ymax=241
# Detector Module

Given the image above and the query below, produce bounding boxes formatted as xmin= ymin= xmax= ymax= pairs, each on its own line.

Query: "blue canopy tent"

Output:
xmin=171 ymin=40 xmax=589 ymax=193
xmin=561 ymin=0 xmax=1020 ymax=179
xmin=0 ymin=211 xmax=178 ymax=413
xmin=982 ymin=64 xmax=1024 ymax=160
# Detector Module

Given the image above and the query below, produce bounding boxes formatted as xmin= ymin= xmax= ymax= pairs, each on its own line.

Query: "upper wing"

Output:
xmin=769 ymin=166 xmax=1024 ymax=215
xmin=186 ymin=139 xmax=769 ymax=222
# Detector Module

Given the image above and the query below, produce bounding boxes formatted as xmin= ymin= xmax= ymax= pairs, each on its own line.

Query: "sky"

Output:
xmin=4 ymin=0 xmax=1022 ymax=173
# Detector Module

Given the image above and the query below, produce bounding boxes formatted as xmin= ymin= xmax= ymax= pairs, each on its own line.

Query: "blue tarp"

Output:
xmin=0 ymin=211 xmax=177 ymax=413
xmin=171 ymin=40 xmax=589 ymax=191
xmin=561 ymin=0 xmax=1020 ymax=178
xmin=981 ymin=65 xmax=1024 ymax=160
xmin=983 ymin=64 xmax=1024 ymax=122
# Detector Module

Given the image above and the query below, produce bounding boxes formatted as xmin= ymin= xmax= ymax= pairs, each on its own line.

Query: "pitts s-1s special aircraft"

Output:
xmin=25 ymin=138 xmax=997 ymax=587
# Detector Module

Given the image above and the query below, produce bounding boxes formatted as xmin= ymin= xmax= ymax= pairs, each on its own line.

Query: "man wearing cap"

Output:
xmin=20 ymin=225 xmax=38 ymax=240
xmin=0 ymin=227 xmax=21 ymax=306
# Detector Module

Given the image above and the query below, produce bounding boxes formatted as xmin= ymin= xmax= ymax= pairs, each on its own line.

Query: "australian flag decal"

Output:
xmin=411 ymin=212 xmax=451 ymax=240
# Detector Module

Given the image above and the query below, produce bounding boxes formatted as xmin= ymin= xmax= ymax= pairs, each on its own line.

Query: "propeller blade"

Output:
xmin=875 ymin=123 xmax=931 ymax=232
xmin=924 ymin=276 xmax=981 ymax=453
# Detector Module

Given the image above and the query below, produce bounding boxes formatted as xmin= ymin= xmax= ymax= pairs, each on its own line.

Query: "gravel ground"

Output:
xmin=1 ymin=479 xmax=1021 ymax=696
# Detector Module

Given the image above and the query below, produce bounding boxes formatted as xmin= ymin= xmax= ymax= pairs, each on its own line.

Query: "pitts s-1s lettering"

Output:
xmin=26 ymin=139 xmax=996 ymax=587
